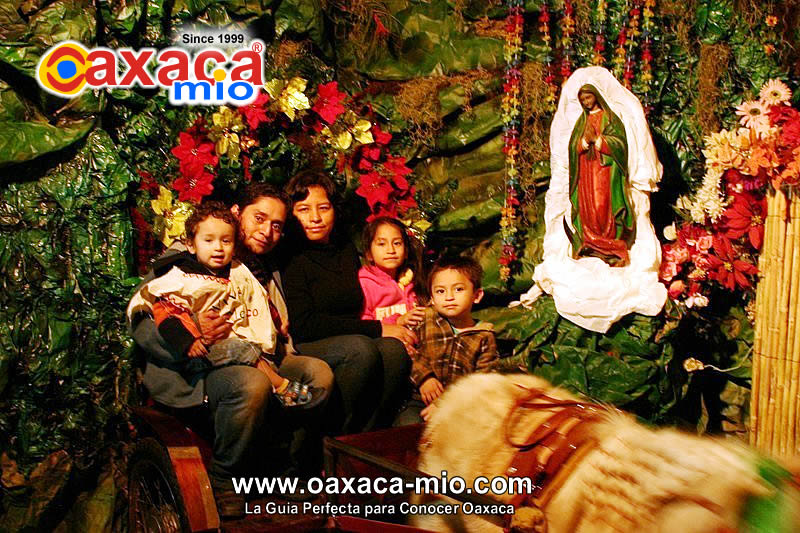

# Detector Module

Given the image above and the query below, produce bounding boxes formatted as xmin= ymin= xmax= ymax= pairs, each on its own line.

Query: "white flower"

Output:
xmin=685 ymin=293 xmax=709 ymax=308
xmin=735 ymin=99 xmax=769 ymax=128
xmin=663 ymin=222 xmax=677 ymax=241
xmin=759 ymin=79 xmax=791 ymax=106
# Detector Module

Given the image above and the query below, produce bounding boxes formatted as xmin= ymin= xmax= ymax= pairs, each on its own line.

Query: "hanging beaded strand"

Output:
xmin=640 ymin=0 xmax=656 ymax=112
xmin=500 ymin=0 xmax=524 ymax=282
xmin=622 ymin=0 xmax=643 ymax=89
xmin=560 ymin=0 xmax=576 ymax=78
xmin=539 ymin=1 xmax=558 ymax=111
xmin=593 ymin=0 xmax=608 ymax=65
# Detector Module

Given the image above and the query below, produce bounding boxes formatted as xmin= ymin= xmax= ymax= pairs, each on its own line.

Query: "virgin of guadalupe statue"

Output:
xmin=566 ymin=85 xmax=635 ymax=266
xmin=515 ymin=67 xmax=666 ymax=333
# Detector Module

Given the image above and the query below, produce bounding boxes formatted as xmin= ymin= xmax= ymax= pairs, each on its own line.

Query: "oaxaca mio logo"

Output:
xmin=36 ymin=40 xmax=265 ymax=106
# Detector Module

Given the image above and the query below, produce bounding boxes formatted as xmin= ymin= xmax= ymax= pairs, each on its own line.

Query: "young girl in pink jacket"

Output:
xmin=359 ymin=217 xmax=426 ymax=328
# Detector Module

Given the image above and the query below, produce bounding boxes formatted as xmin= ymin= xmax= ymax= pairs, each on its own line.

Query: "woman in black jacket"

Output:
xmin=282 ymin=170 xmax=414 ymax=433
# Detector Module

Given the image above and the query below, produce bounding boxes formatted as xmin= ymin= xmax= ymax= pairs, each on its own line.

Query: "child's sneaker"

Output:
xmin=275 ymin=380 xmax=326 ymax=411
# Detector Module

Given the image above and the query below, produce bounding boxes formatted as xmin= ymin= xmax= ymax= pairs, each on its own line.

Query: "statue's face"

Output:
xmin=579 ymin=90 xmax=597 ymax=110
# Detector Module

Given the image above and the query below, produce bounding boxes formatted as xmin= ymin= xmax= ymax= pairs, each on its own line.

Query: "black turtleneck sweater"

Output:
xmin=282 ymin=239 xmax=382 ymax=343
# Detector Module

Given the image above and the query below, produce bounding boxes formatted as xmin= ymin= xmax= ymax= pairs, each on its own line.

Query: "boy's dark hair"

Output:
xmin=184 ymin=201 xmax=237 ymax=241
xmin=362 ymin=216 xmax=424 ymax=299
xmin=284 ymin=169 xmax=337 ymax=205
xmin=428 ymin=255 xmax=483 ymax=291
xmin=236 ymin=182 xmax=291 ymax=211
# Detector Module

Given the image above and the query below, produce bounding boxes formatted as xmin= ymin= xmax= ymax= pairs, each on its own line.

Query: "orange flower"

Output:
xmin=766 ymin=15 xmax=778 ymax=27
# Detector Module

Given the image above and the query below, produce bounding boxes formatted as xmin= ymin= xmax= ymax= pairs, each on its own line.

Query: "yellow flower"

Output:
xmin=351 ymin=119 xmax=374 ymax=145
xmin=397 ymin=268 xmax=414 ymax=288
xmin=211 ymin=107 xmax=245 ymax=132
xmin=264 ymin=77 xmax=310 ymax=120
xmin=209 ymin=107 xmax=246 ymax=158
xmin=765 ymin=15 xmax=778 ymax=27
xmin=683 ymin=357 xmax=705 ymax=372
xmin=213 ymin=132 xmax=241 ymax=159
xmin=150 ymin=186 xmax=194 ymax=247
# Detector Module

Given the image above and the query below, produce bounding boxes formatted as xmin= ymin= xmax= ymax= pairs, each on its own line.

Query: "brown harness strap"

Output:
xmin=503 ymin=385 xmax=610 ymax=509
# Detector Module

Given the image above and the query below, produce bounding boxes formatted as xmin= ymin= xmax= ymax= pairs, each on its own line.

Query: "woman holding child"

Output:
xmin=281 ymin=171 xmax=416 ymax=433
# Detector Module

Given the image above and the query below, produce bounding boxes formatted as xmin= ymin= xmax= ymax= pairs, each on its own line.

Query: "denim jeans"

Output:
xmin=297 ymin=335 xmax=411 ymax=434
xmin=203 ymin=353 xmax=333 ymax=489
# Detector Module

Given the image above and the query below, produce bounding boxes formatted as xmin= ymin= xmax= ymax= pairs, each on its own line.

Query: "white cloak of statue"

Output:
xmin=516 ymin=66 xmax=666 ymax=333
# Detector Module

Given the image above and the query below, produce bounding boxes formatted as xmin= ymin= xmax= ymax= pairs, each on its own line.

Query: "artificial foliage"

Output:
xmin=1 ymin=0 xmax=800 ymax=529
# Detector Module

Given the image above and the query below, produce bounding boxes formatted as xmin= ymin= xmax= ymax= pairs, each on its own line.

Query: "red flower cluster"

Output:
xmin=170 ymin=128 xmax=218 ymax=203
xmin=238 ymin=91 xmax=272 ymax=130
xmin=659 ymin=216 xmax=760 ymax=300
xmin=354 ymin=125 xmax=416 ymax=220
xmin=312 ymin=81 xmax=347 ymax=125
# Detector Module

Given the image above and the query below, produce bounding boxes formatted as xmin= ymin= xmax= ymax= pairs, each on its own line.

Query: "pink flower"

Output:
xmin=659 ymin=260 xmax=679 ymax=282
xmin=696 ymin=234 xmax=713 ymax=253
xmin=668 ymin=280 xmax=686 ymax=299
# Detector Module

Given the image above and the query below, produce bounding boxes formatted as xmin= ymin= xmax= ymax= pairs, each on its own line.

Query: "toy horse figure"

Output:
xmin=412 ymin=374 xmax=800 ymax=533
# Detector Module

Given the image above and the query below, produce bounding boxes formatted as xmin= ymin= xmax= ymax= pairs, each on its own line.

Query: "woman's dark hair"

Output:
xmin=284 ymin=169 xmax=337 ymax=205
xmin=236 ymin=182 xmax=291 ymax=211
xmin=362 ymin=216 xmax=425 ymax=301
xmin=184 ymin=201 xmax=237 ymax=240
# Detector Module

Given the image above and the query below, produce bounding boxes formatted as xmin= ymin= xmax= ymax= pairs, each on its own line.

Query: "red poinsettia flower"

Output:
xmin=137 ymin=170 xmax=161 ymax=195
xmin=367 ymin=205 xmax=399 ymax=222
xmin=356 ymin=172 xmax=395 ymax=207
xmin=186 ymin=117 xmax=207 ymax=137
xmin=313 ymin=81 xmax=347 ymax=125
xmin=720 ymin=192 xmax=766 ymax=249
xmin=362 ymin=144 xmax=382 ymax=162
xmin=358 ymin=157 xmax=374 ymax=171
xmin=371 ymin=124 xmax=393 ymax=146
xmin=239 ymin=91 xmax=271 ymax=130
xmin=706 ymin=236 xmax=758 ymax=290
xmin=173 ymin=171 xmax=215 ymax=203
xmin=768 ymin=105 xmax=800 ymax=126
xmin=171 ymin=132 xmax=218 ymax=176
xmin=395 ymin=189 xmax=418 ymax=212
xmin=384 ymin=155 xmax=412 ymax=176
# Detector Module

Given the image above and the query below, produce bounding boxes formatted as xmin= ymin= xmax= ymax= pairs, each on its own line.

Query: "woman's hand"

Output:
xmin=396 ymin=307 xmax=426 ymax=329
xmin=381 ymin=323 xmax=418 ymax=355
xmin=198 ymin=310 xmax=232 ymax=344
xmin=187 ymin=339 xmax=208 ymax=358
xmin=419 ymin=377 xmax=444 ymax=405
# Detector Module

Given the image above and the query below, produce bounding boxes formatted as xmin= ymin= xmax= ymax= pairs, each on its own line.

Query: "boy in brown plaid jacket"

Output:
xmin=394 ymin=256 xmax=498 ymax=425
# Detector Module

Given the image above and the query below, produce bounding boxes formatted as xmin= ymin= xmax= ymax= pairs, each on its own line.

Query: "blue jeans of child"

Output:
xmin=297 ymin=335 xmax=411 ymax=434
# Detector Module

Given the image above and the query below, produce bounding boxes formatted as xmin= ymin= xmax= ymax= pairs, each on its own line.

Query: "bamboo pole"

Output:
xmin=764 ymin=189 xmax=788 ymax=451
xmin=751 ymin=190 xmax=775 ymax=447
xmin=780 ymin=194 xmax=800 ymax=455
xmin=758 ymin=190 xmax=781 ymax=449
xmin=775 ymin=190 xmax=795 ymax=455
